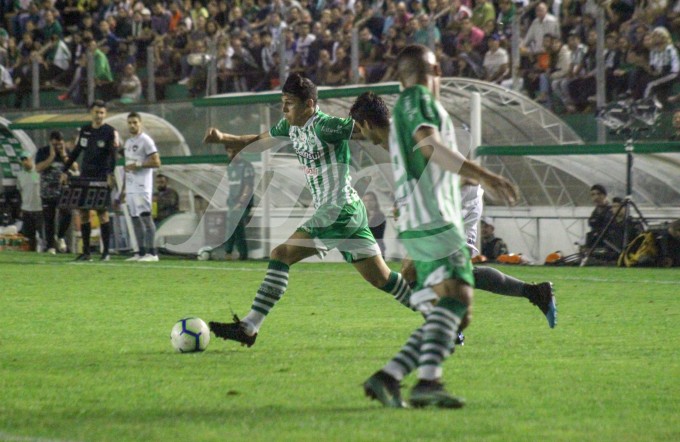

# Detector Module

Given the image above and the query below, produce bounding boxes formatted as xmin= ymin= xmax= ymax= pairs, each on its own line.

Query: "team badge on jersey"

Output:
xmin=97 ymin=140 xmax=105 ymax=148
xmin=80 ymin=137 xmax=88 ymax=147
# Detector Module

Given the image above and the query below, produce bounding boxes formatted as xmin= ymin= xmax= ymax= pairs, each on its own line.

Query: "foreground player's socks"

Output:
xmin=243 ymin=260 xmax=290 ymax=334
xmin=417 ymin=297 xmax=467 ymax=381
xmin=474 ymin=266 xmax=526 ymax=297
xmin=383 ymin=326 xmax=425 ymax=381
xmin=381 ymin=271 xmax=413 ymax=310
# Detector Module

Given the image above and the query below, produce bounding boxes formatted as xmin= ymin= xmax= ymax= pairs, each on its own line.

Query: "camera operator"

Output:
xmin=658 ymin=220 xmax=680 ymax=267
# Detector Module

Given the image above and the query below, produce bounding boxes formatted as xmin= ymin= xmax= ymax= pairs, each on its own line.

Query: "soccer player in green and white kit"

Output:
xmin=203 ymin=73 xmax=413 ymax=347
xmin=360 ymin=44 xmax=518 ymax=408
xmin=349 ymin=92 xmax=557 ymax=329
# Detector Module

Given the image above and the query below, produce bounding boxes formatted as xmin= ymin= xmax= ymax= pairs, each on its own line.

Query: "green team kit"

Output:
xmin=389 ymin=85 xmax=474 ymax=288
xmin=269 ymin=107 xmax=380 ymax=262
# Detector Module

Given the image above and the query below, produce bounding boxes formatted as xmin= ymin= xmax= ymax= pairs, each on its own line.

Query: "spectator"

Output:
xmin=117 ymin=62 xmax=142 ymax=103
xmin=520 ymin=2 xmax=560 ymax=59
xmin=35 ymin=130 xmax=76 ymax=254
xmin=669 ymin=109 xmax=680 ymax=140
xmin=538 ymin=34 xmax=571 ymax=110
xmin=325 ymin=45 xmax=350 ymax=85
xmin=567 ymin=28 xmax=597 ymax=111
xmin=604 ymin=32 xmax=625 ymax=101
xmin=154 ymin=174 xmax=179 ymax=225
xmin=483 ymin=33 xmax=509 ymax=83
xmin=85 ymin=37 xmax=115 ymax=102
xmin=481 ymin=217 xmax=509 ymax=260
xmin=496 ymin=0 xmax=516 ymax=38
xmin=230 ymin=37 xmax=259 ymax=92
xmin=16 ymin=154 xmax=43 ymax=252
xmin=293 ymin=22 xmax=316 ymax=69
xmin=40 ymin=9 xmax=63 ymax=42
xmin=643 ymin=26 xmax=679 ymax=104
xmin=471 ymin=0 xmax=495 ymax=29
xmin=585 ymin=183 xmax=611 ymax=249
xmin=456 ymin=16 xmax=485 ymax=53
xmin=553 ymin=30 xmax=587 ymax=113
xmin=413 ymin=14 xmax=441 ymax=47
xmin=151 ymin=2 xmax=171 ymax=36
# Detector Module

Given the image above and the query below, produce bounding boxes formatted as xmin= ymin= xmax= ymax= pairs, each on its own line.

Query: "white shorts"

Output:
xmin=460 ymin=184 xmax=484 ymax=257
xmin=126 ymin=193 xmax=152 ymax=217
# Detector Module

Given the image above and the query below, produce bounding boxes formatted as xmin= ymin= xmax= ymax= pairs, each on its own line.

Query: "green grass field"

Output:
xmin=1 ymin=251 xmax=678 ymax=441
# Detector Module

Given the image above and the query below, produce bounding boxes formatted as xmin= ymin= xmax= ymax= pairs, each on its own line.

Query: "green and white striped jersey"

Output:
xmin=389 ymin=85 xmax=464 ymax=237
xmin=270 ymin=107 xmax=359 ymax=208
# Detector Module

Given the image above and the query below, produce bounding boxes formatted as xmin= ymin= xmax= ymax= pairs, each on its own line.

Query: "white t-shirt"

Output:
xmin=124 ymin=132 xmax=158 ymax=194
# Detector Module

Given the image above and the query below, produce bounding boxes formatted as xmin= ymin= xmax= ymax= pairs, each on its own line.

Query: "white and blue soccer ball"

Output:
xmin=170 ymin=317 xmax=210 ymax=352
xmin=196 ymin=246 xmax=212 ymax=261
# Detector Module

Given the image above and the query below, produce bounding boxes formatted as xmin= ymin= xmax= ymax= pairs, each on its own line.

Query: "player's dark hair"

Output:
xmin=49 ymin=130 xmax=64 ymax=140
xmin=590 ymin=184 xmax=607 ymax=195
xmin=127 ymin=111 xmax=141 ymax=120
xmin=349 ymin=92 xmax=390 ymax=129
xmin=90 ymin=99 xmax=107 ymax=109
xmin=282 ymin=73 xmax=317 ymax=104
xmin=612 ymin=196 xmax=623 ymax=204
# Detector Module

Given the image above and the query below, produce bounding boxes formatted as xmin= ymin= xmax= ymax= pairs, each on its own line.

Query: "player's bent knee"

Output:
xmin=271 ymin=244 xmax=297 ymax=264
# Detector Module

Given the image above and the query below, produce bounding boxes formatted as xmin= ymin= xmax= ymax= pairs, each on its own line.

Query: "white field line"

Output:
xmin=62 ymin=261 xmax=680 ymax=285
xmin=6 ymin=257 xmax=679 ymax=285
xmin=0 ymin=432 xmax=80 ymax=442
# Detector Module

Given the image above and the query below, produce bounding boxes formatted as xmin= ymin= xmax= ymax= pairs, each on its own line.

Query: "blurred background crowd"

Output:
xmin=0 ymin=0 xmax=679 ymax=112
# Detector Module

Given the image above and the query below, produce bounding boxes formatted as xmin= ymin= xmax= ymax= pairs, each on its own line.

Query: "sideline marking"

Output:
xmin=0 ymin=432 xmax=80 ymax=442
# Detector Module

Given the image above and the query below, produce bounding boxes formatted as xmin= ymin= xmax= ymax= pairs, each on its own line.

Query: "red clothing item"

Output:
xmin=169 ymin=11 xmax=183 ymax=32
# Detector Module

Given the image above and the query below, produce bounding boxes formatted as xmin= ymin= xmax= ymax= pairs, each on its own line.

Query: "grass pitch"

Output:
xmin=1 ymin=251 xmax=678 ymax=441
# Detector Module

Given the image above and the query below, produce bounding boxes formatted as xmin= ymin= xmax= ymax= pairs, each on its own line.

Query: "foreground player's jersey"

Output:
xmin=270 ymin=108 xmax=359 ymax=209
xmin=124 ymin=132 xmax=158 ymax=194
xmin=389 ymin=84 xmax=464 ymax=238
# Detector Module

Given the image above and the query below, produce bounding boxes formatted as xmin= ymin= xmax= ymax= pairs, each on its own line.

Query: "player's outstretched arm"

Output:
xmin=203 ymin=128 xmax=271 ymax=153
xmin=414 ymin=126 xmax=518 ymax=206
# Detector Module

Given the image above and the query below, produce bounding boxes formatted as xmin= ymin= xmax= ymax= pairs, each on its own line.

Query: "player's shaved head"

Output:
xmin=396 ymin=44 xmax=438 ymax=84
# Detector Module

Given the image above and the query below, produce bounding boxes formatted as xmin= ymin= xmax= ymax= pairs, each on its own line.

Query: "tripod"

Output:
xmin=580 ymin=137 xmax=649 ymax=266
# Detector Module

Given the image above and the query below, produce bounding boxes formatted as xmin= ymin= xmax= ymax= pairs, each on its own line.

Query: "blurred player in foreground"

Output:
xmin=349 ymin=92 xmax=556 ymax=329
xmin=357 ymin=44 xmax=519 ymax=408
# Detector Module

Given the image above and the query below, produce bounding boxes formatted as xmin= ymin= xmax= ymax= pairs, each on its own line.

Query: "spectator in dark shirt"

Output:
xmin=481 ymin=217 xmax=509 ymax=260
xmin=585 ymin=184 xmax=612 ymax=249
xmin=154 ymin=174 xmax=179 ymax=225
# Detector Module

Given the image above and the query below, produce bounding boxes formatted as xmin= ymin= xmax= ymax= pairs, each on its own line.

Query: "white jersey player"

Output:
xmin=122 ymin=112 xmax=161 ymax=261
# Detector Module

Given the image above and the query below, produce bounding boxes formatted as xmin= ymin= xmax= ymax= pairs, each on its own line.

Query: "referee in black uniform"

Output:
xmin=61 ymin=100 xmax=120 ymax=261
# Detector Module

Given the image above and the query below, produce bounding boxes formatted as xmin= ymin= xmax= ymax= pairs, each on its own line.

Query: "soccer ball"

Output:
xmin=196 ymin=246 xmax=212 ymax=261
xmin=170 ymin=317 xmax=210 ymax=352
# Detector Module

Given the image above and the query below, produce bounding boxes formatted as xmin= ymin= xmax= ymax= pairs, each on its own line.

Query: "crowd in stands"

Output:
xmin=0 ymin=0 xmax=679 ymax=112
